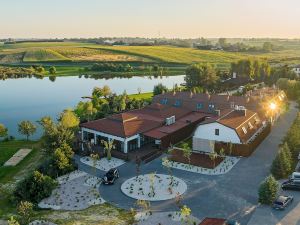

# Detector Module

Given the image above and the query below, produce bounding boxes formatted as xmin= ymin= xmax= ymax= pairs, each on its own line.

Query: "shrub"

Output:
xmin=14 ymin=171 xmax=57 ymax=204
xmin=258 ymin=175 xmax=279 ymax=205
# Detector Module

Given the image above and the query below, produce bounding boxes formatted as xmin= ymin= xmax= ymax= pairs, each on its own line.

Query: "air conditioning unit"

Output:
xmin=165 ymin=115 xmax=176 ymax=125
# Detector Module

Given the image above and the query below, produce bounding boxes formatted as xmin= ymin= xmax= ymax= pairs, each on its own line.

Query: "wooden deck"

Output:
xmin=111 ymin=144 xmax=163 ymax=163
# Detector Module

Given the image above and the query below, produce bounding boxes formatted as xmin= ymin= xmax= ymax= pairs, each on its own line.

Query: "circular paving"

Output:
xmin=121 ymin=174 xmax=187 ymax=201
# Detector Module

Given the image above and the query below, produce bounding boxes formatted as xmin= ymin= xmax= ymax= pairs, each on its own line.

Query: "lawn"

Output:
xmin=128 ymin=92 xmax=153 ymax=100
xmin=0 ymin=140 xmax=43 ymax=218
xmin=0 ymin=140 xmax=36 ymax=166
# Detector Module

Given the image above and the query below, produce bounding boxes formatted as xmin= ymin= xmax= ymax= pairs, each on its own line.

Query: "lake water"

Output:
xmin=0 ymin=75 xmax=185 ymax=139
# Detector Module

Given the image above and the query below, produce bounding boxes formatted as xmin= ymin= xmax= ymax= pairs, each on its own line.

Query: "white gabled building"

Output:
xmin=293 ymin=65 xmax=300 ymax=76
xmin=193 ymin=107 xmax=264 ymax=153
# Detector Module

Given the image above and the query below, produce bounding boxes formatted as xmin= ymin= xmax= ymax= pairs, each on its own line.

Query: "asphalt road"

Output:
xmin=76 ymin=102 xmax=298 ymax=225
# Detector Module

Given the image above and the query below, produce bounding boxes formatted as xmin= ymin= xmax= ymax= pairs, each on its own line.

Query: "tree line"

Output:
xmin=185 ymin=60 xmax=297 ymax=92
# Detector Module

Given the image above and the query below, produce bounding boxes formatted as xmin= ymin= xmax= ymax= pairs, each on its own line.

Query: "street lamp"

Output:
xmin=269 ymin=102 xmax=277 ymax=123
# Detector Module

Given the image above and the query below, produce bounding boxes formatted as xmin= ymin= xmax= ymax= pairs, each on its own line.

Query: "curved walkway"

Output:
xmin=75 ymin=102 xmax=298 ymax=225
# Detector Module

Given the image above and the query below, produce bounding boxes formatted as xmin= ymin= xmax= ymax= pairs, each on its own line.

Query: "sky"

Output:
xmin=0 ymin=0 xmax=300 ymax=39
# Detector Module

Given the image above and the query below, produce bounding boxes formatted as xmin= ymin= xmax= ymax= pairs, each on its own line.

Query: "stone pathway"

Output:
xmin=4 ymin=149 xmax=32 ymax=166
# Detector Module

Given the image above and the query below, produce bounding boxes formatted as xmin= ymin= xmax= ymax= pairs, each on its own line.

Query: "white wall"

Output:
xmin=193 ymin=122 xmax=241 ymax=144
xmin=293 ymin=68 xmax=300 ymax=75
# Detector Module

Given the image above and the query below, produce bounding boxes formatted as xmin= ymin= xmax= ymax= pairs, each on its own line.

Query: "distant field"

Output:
xmin=23 ymin=49 xmax=70 ymax=62
xmin=53 ymin=47 xmax=143 ymax=62
xmin=91 ymin=45 xmax=247 ymax=66
xmin=1 ymin=41 xmax=300 ymax=77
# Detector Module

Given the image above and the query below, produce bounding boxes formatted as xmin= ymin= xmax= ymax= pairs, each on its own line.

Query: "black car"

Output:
xmin=281 ymin=180 xmax=300 ymax=191
xmin=272 ymin=195 xmax=293 ymax=210
xmin=226 ymin=220 xmax=240 ymax=225
xmin=102 ymin=168 xmax=119 ymax=185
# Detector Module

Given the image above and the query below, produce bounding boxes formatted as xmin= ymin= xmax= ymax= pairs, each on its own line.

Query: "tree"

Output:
xmin=218 ymin=38 xmax=228 ymax=48
xmin=18 ymin=121 xmax=36 ymax=141
xmin=262 ymin=42 xmax=273 ymax=52
xmin=182 ymin=143 xmax=192 ymax=168
xmin=258 ymin=175 xmax=279 ymax=205
xmin=14 ymin=170 xmax=57 ymax=203
xmin=271 ymin=143 xmax=293 ymax=179
xmin=185 ymin=63 xmax=218 ymax=90
xmin=7 ymin=216 xmax=20 ymax=225
xmin=49 ymin=66 xmax=56 ymax=75
xmin=0 ymin=123 xmax=8 ymax=138
xmin=153 ymin=83 xmax=168 ymax=95
xmin=209 ymin=151 xmax=218 ymax=168
xmin=59 ymin=109 xmax=80 ymax=129
xmin=17 ymin=201 xmax=33 ymax=225
xmin=101 ymin=139 xmax=115 ymax=160
xmin=53 ymin=143 xmax=74 ymax=175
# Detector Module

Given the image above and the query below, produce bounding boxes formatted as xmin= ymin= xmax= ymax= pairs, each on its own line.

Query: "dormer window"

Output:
xmin=161 ymin=98 xmax=168 ymax=105
xmin=196 ymin=103 xmax=203 ymax=110
xmin=242 ymin=126 xmax=247 ymax=134
xmin=248 ymin=122 xmax=253 ymax=129
xmin=208 ymin=103 xmax=215 ymax=111
xmin=174 ymin=100 xmax=181 ymax=107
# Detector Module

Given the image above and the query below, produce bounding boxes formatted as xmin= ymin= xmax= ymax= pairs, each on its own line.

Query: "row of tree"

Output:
xmin=259 ymin=108 xmax=300 ymax=205
xmin=74 ymin=85 xmax=151 ymax=122
xmin=85 ymin=63 xmax=133 ymax=72
xmin=13 ymin=110 xmax=80 ymax=212
xmin=0 ymin=65 xmax=56 ymax=80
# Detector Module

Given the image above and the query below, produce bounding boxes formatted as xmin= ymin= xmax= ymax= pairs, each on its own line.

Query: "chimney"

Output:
xmin=227 ymin=95 xmax=230 ymax=101
xmin=173 ymin=90 xmax=176 ymax=96
xmin=215 ymin=109 xmax=221 ymax=116
xmin=247 ymin=97 xmax=250 ymax=103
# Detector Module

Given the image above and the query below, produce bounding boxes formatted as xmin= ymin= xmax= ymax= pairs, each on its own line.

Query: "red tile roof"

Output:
xmin=81 ymin=103 xmax=195 ymax=138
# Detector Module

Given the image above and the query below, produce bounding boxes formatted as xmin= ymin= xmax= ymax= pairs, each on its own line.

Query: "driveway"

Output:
xmin=75 ymin=102 xmax=298 ymax=225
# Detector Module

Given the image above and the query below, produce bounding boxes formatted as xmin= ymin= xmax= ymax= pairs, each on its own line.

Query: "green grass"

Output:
xmin=128 ymin=92 xmax=153 ymax=100
xmin=23 ymin=49 xmax=70 ymax=62
xmin=0 ymin=140 xmax=36 ymax=166
xmin=0 ymin=140 xmax=43 ymax=218
xmin=0 ymin=141 xmax=41 ymax=185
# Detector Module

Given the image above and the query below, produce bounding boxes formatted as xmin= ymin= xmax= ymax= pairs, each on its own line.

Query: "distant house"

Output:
xmin=292 ymin=65 xmax=300 ymax=76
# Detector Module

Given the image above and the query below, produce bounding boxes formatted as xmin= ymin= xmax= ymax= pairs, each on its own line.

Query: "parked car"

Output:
xmin=226 ymin=220 xmax=240 ymax=225
xmin=281 ymin=180 xmax=300 ymax=191
xmin=272 ymin=195 xmax=293 ymax=210
xmin=102 ymin=168 xmax=119 ymax=185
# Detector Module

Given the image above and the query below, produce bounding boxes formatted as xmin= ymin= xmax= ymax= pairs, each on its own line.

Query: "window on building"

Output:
xmin=174 ymin=100 xmax=181 ymax=107
xmin=242 ymin=126 xmax=247 ymax=134
xmin=208 ymin=103 xmax=215 ymax=111
xmin=196 ymin=103 xmax=203 ymax=110
xmin=215 ymin=129 xmax=219 ymax=136
xmin=161 ymin=98 xmax=168 ymax=105
xmin=248 ymin=122 xmax=254 ymax=129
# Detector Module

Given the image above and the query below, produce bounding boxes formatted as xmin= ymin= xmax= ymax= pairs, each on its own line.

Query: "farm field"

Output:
xmin=1 ymin=40 xmax=300 ymax=77
xmin=23 ymin=49 xmax=70 ymax=62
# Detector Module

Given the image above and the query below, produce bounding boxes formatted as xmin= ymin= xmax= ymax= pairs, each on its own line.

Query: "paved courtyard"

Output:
xmin=75 ymin=102 xmax=298 ymax=225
